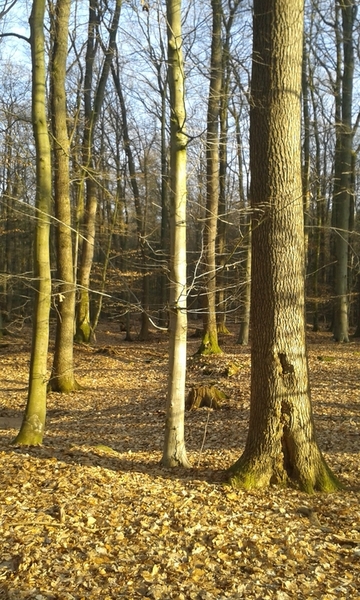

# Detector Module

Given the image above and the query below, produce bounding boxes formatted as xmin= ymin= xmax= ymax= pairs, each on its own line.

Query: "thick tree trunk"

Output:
xmin=13 ymin=0 xmax=52 ymax=445
xmin=49 ymin=0 xmax=79 ymax=392
xmin=229 ymin=0 xmax=340 ymax=492
xmin=161 ymin=0 xmax=190 ymax=468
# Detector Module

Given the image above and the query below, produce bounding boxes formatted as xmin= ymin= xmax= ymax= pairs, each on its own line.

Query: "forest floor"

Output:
xmin=0 ymin=322 xmax=360 ymax=600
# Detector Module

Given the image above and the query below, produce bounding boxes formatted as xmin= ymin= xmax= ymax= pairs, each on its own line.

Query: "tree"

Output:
xmin=48 ymin=0 xmax=79 ymax=392
xmin=111 ymin=53 xmax=153 ymax=342
xmin=75 ymin=0 xmax=121 ymax=343
xmin=216 ymin=0 xmax=242 ymax=336
xmin=13 ymin=0 xmax=52 ymax=445
xmin=161 ymin=0 xmax=190 ymax=468
xmin=197 ymin=0 xmax=223 ymax=355
xmin=229 ymin=0 xmax=341 ymax=492
xmin=0 ymin=64 xmax=33 ymax=322
xmin=332 ymin=0 xmax=356 ymax=342
xmin=127 ymin=5 xmax=170 ymax=328
xmin=231 ymin=94 xmax=251 ymax=345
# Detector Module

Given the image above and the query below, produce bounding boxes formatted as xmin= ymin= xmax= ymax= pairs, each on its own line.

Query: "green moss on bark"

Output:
xmin=196 ymin=331 xmax=222 ymax=355
xmin=228 ymin=453 xmax=342 ymax=494
xmin=74 ymin=320 xmax=92 ymax=344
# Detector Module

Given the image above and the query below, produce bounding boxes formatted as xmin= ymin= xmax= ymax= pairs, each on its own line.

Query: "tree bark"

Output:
xmin=229 ymin=0 xmax=341 ymax=492
xmin=216 ymin=2 xmax=240 ymax=336
xmin=49 ymin=0 xmax=79 ymax=392
xmin=332 ymin=0 xmax=356 ymax=342
xmin=13 ymin=0 xmax=52 ymax=445
xmin=75 ymin=0 xmax=122 ymax=343
xmin=161 ymin=0 xmax=190 ymax=468
xmin=198 ymin=0 xmax=223 ymax=355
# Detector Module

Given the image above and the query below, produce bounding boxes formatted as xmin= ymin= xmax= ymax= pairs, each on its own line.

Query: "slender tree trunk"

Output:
xmin=0 ymin=124 xmax=13 ymax=326
xmin=75 ymin=0 xmax=122 ymax=343
xmin=198 ymin=0 xmax=223 ymax=355
xmin=13 ymin=0 xmax=52 ymax=445
xmin=237 ymin=223 xmax=251 ymax=345
xmin=111 ymin=57 xmax=150 ymax=341
xmin=229 ymin=0 xmax=340 ymax=492
xmin=333 ymin=0 xmax=355 ymax=342
xmin=310 ymin=76 xmax=327 ymax=332
xmin=216 ymin=0 xmax=242 ymax=336
xmin=92 ymin=193 xmax=120 ymax=334
xmin=161 ymin=0 xmax=190 ymax=468
xmin=159 ymin=88 xmax=170 ymax=328
xmin=232 ymin=102 xmax=251 ymax=345
xmin=49 ymin=0 xmax=79 ymax=392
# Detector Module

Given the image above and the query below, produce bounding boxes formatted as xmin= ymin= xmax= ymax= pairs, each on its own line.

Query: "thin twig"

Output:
xmin=197 ymin=410 xmax=211 ymax=468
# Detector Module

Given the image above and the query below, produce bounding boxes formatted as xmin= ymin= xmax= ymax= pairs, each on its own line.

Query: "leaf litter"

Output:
xmin=0 ymin=325 xmax=360 ymax=599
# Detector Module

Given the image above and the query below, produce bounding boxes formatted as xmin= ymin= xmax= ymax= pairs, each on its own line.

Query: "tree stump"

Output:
xmin=186 ymin=385 xmax=226 ymax=410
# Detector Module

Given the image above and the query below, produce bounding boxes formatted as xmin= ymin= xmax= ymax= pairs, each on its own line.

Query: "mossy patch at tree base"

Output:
xmin=48 ymin=379 xmax=82 ymax=394
xmin=74 ymin=322 xmax=92 ymax=344
xmin=217 ymin=323 xmax=231 ymax=335
xmin=228 ymin=456 xmax=343 ymax=494
xmin=196 ymin=331 xmax=222 ymax=356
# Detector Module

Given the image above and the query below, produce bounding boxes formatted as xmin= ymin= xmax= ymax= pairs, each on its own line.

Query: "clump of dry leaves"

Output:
xmin=0 ymin=325 xmax=360 ymax=599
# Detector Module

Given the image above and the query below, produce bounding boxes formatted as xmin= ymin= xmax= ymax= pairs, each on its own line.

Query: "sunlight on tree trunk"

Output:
xmin=12 ymin=0 xmax=52 ymax=445
xmin=49 ymin=0 xmax=79 ymax=393
xmin=161 ymin=0 xmax=190 ymax=468
xmin=229 ymin=0 xmax=341 ymax=493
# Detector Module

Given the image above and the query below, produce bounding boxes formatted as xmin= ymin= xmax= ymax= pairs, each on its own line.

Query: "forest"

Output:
xmin=1 ymin=0 xmax=360 ymax=598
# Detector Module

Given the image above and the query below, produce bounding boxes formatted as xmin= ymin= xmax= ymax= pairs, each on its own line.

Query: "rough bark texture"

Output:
xmin=229 ymin=0 xmax=341 ymax=493
xmin=161 ymin=0 xmax=190 ymax=468
xmin=49 ymin=0 xmax=79 ymax=392
xmin=13 ymin=0 xmax=52 ymax=445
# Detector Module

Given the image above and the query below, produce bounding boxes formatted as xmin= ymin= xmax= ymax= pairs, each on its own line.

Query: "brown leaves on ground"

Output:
xmin=0 ymin=324 xmax=360 ymax=599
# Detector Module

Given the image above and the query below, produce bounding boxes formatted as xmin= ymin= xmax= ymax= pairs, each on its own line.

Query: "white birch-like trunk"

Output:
xmin=161 ymin=0 xmax=190 ymax=468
